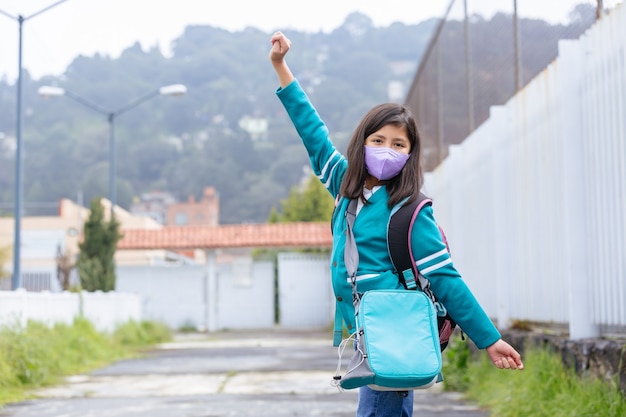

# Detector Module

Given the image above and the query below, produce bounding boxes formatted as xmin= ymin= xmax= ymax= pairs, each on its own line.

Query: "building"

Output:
xmin=129 ymin=190 xmax=178 ymax=225
xmin=0 ymin=190 xmax=331 ymax=292
xmin=0 ymin=198 xmax=197 ymax=290
xmin=166 ymin=187 xmax=219 ymax=226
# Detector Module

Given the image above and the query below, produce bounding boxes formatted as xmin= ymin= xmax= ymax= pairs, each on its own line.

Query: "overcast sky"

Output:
xmin=0 ymin=0 xmax=605 ymax=82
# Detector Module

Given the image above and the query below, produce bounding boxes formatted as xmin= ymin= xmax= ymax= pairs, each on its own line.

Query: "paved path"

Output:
xmin=0 ymin=329 xmax=490 ymax=417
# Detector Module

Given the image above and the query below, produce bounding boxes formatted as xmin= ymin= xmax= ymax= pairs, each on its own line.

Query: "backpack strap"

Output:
xmin=389 ymin=194 xmax=460 ymax=352
xmin=388 ymin=192 xmax=432 ymax=290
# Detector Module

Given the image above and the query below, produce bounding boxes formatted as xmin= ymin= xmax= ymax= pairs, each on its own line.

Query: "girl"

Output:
xmin=269 ymin=31 xmax=523 ymax=417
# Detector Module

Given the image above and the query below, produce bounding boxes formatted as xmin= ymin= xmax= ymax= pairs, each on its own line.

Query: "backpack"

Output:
xmin=387 ymin=192 xmax=458 ymax=351
xmin=332 ymin=192 xmax=458 ymax=350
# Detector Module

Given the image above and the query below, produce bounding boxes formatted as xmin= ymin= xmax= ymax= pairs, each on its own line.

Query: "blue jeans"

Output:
xmin=357 ymin=386 xmax=413 ymax=417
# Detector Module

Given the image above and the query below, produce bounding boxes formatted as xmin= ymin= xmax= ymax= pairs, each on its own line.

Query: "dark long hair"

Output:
xmin=339 ymin=103 xmax=423 ymax=207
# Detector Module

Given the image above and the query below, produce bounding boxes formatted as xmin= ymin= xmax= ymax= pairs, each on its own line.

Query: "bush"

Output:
xmin=443 ymin=336 xmax=626 ymax=417
xmin=0 ymin=354 xmax=17 ymax=387
xmin=113 ymin=320 xmax=172 ymax=347
xmin=48 ymin=318 xmax=120 ymax=373
xmin=0 ymin=321 xmax=59 ymax=387
xmin=0 ymin=317 xmax=172 ymax=406
xmin=441 ymin=331 xmax=472 ymax=392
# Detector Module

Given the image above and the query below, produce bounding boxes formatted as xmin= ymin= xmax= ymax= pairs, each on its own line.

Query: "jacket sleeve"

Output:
xmin=409 ymin=204 xmax=501 ymax=349
xmin=275 ymin=80 xmax=346 ymax=198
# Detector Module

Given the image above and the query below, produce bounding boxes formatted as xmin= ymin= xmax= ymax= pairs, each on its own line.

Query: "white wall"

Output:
xmin=216 ymin=260 xmax=275 ymax=330
xmin=117 ymin=255 xmax=334 ymax=331
xmin=277 ymin=253 xmax=333 ymax=328
xmin=117 ymin=255 xmax=319 ymax=331
xmin=423 ymin=4 xmax=626 ymax=339
xmin=117 ymin=265 xmax=206 ymax=330
xmin=0 ymin=289 xmax=141 ymax=332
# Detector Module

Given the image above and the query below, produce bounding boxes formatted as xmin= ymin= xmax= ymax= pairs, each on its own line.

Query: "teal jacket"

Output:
xmin=276 ymin=80 xmax=501 ymax=349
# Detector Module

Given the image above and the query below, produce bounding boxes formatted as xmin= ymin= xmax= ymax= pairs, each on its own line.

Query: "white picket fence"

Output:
xmin=423 ymin=4 xmax=626 ymax=339
xmin=0 ymin=255 xmax=334 ymax=333
xmin=0 ymin=289 xmax=141 ymax=332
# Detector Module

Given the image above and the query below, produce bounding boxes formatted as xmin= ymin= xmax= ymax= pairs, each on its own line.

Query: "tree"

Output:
xmin=1 ymin=15 xmax=591 ymax=223
xmin=0 ymin=245 xmax=10 ymax=279
xmin=270 ymin=174 xmax=335 ymax=223
xmin=77 ymin=198 xmax=123 ymax=292
xmin=56 ymin=245 xmax=75 ymax=291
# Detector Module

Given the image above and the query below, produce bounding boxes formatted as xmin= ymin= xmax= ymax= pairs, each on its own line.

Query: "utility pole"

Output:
xmin=463 ymin=0 xmax=474 ymax=134
xmin=513 ymin=0 xmax=522 ymax=92
xmin=0 ymin=0 xmax=71 ymax=290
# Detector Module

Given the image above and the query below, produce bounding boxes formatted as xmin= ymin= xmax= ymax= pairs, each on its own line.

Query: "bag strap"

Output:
xmin=333 ymin=195 xmax=433 ymax=346
xmin=344 ymin=198 xmax=360 ymax=298
xmin=388 ymin=192 xmax=432 ymax=291
xmin=333 ymin=197 xmax=359 ymax=346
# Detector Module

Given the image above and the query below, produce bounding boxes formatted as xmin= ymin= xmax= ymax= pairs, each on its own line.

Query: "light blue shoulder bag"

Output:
xmin=334 ymin=199 xmax=442 ymax=391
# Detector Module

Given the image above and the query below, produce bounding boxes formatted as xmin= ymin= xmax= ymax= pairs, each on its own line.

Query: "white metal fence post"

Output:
xmin=559 ymin=39 xmax=600 ymax=339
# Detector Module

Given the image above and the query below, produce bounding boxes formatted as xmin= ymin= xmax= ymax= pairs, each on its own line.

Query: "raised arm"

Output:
xmin=269 ymin=31 xmax=295 ymax=88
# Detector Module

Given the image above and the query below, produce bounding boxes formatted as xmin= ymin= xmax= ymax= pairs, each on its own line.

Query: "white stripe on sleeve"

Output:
xmin=420 ymin=258 xmax=452 ymax=275
xmin=415 ymin=248 xmax=448 ymax=267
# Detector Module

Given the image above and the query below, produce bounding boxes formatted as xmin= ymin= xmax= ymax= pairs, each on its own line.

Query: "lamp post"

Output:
xmin=38 ymin=84 xmax=187 ymax=217
xmin=0 ymin=0 xmax=71 ymax=291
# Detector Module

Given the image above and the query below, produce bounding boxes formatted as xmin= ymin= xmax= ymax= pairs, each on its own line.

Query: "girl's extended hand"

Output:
xmin=269 ymin=31 xmax=295 ymax=88
xmin=486 ymin=339 xmax=524 ymax=370
xmin=269 ymin=31 xmax=291 ymax=63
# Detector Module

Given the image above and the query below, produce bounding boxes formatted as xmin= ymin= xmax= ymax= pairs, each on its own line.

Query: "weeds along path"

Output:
xmin=1 ymin=330 xmax=489 ymax=417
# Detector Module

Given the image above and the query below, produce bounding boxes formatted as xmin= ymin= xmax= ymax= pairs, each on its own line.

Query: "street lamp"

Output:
xmin=0 ymin=0 xmax=71 ymax=291
xmin=38 ymin=83 xmax=187 ymax=217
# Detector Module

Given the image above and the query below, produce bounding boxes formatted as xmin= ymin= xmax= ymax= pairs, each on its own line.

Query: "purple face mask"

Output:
xmin=364 ymin=146 xmax=410 ymax=180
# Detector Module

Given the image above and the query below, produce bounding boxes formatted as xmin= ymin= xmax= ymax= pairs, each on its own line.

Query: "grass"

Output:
xmin=441 ymin=333 xmax=626 ymax=417
xmin=0 ymin=317 xmax=172 ymax=406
